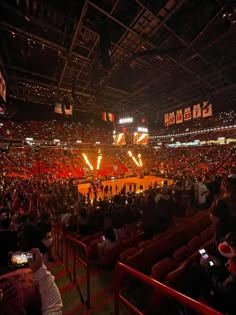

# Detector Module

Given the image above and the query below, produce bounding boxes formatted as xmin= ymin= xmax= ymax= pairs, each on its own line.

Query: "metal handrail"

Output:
xmin=54 ymin=229 xmax=91 ymax=308
xmin=114 ymin=262 xmax=223 ymax=315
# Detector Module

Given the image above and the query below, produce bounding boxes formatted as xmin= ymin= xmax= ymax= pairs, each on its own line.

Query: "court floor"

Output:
xmin=78 ymin=176 xmax=173 ymax=197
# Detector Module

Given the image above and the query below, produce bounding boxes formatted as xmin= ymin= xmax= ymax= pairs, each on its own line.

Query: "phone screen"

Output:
xmin=102 ymin=236 xmax=105 ymax=241
xmin=199 ymin=249 xmax=214 ymax=266
xmin=199 ymin=249 xmax=209 ymax=260
xmin=9 ymin=252 xmax=33 ymax=267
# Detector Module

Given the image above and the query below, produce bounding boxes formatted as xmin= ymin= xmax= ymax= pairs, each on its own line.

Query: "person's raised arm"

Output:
xmin=28 ymin=248 xmax=63 ymax=315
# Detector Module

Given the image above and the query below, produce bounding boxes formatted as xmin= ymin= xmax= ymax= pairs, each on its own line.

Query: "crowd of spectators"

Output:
xmin=0 ymin=120 xmax=113 ymax=144
xmin=0 ymin=116 xmax=236 ymax=314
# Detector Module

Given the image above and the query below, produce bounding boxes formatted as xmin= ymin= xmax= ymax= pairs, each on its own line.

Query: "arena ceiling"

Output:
xmin=1 ymin=0 xmax=236 ymax=121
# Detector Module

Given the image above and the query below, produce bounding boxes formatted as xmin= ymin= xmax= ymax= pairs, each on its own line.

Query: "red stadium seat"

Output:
xmin=188 ymin=236 xmax=201 ymax=251
xmin=200 ymin=227 xmax=214 ymax=242
xmin=119 ymin=247 xmax=138 ymax=262
xmin=138 ymin=239 xmax=153 ymax=249
xmin=126 ymin=249 xmax=145 ymax=271
xmin=173 ymin=246 xmax=192 ymax=263
xmin=151 ymin=258 xmax=177 ymax=282
xmin=164 ymin=261 xmax=188 ymax=291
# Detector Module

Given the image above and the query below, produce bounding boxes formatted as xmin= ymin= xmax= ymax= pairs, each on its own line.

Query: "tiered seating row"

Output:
xmin=120 ymin=210 xmax=213 ymax=276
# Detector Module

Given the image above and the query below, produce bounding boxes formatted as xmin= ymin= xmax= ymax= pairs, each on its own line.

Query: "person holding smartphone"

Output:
xmin=0 ymin=248 xmax=62 ymax=315
xmin=28 ymin=248 xmax=63 ymax=315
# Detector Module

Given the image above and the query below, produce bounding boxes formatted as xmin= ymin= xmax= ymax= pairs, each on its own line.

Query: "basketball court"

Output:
xmin=78 ymin=176 xmax=173 ymax=197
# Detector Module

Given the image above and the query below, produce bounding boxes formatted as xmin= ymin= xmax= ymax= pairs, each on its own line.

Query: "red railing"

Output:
xmin=114 ymin=262 xmax=223 ymax=315
xmin=54 ymin=229 xmax=91 ymax=309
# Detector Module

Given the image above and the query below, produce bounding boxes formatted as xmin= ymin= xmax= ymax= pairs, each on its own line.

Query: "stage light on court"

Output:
xmin=96 ymin=154 xmax=102 ymax=170
xmin=82 ymin=153 xmax=94 ymax=170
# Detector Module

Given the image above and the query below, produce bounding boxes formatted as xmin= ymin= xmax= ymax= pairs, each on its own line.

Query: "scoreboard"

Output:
xmin=114 ymin=116 xmax=149 ymax=145
xmin=133 ymin=132 xmax=149 ymax=145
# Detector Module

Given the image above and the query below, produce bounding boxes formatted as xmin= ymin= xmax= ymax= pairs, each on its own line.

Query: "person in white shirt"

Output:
xmin=197 ymin=176 xmax=209 ymax=207
xmin=0 ymin=248 xmax=62 ymax=315
xmin=28 ymin=248 xmax=63 ymax=315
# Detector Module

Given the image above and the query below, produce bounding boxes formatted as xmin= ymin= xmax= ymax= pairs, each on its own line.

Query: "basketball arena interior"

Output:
xmin=0 ymin=1 xmax=236 ymax=315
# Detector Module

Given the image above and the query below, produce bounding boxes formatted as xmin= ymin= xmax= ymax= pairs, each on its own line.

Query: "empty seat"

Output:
xmin=126 ymin=249 xmax=145 ymax=271
xmin=188 ymin=236 xmax=201 ymax=251
xmin=151 ymin=258 xmax=177 ymax=282
xmin=138 ymin=239 xmax=153 ymax=249
xmin=200 ymin=227 xmax=214 ymax=242
xmin=173 ymin=246 xmax=191 ymax=263
xmin=119 ymin=247 xmax=138 ymax=262
xmin=164 ymin=261 xmax=188 ymax=291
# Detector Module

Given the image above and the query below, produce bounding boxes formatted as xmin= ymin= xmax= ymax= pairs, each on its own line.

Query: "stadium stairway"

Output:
xmin=48 ymin=252 xmax=132 ymax=315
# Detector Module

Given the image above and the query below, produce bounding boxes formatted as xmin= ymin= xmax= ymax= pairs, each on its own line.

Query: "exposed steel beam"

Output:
xmin=57 ymin=0 xmax=89 ymax=89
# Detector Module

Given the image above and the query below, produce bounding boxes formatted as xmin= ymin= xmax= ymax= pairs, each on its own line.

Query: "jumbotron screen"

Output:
xmin=113 ymin=133 xmax=126 ymax=145
xmin=133 ymin=132 xmax=149 ymax=145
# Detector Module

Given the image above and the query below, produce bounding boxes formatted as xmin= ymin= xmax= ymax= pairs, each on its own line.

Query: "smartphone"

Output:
xmin=8 ymin=252 xmax=33 ymax=267
xmin=125 ymin=200 xmax=128 ymax=205
xmin=199 ymin=249 xmax=214 ymax=266
xmin=102 ymin=236 xmax=105 ymax=241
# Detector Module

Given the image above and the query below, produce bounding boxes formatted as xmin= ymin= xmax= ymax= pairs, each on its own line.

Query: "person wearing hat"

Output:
xmin=206 ymin=232 xmax=236 ymax=315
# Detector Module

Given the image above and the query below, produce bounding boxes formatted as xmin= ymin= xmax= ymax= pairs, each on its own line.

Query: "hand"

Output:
xmin=200 ymin=257 xmax=209 ymax=267
xmin=28 ymin=248 xmax=43 ymax=273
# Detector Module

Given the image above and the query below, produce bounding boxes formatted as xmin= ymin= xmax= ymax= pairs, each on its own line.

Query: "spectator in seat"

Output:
xmin=157 ymin=187 xmax=173 ymax=231
xmin=143 ymin=190 xmax=160 ymax=238
xmin=202 ymin=233 xmax=236 ymax=315
xmin=210 ymin=201 xmax=236 ymax=252
xmin=78 ymin=208 xmax=90 ymax=235
xmin=111 ymin=195 xmax=126 ymax=238
xmin=196 ymin=176 xmax=209 ymax=209
xmin=220 ymin=172 xmax=236 ymax=217
xmin=97 ymin=227 xmax=118 ymax=261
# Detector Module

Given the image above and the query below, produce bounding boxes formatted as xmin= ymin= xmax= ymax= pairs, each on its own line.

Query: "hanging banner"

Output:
xmin=64 ymin=104 xmax=73 ymax=115
xmin=202 ymin=101 xmax=213 ymax=118
xmin=164 ymin=113 xmax=169 ymax=126
xmin=176 ymin=109 xmax=183 ymax=124
xmin=0 ymin=71 xmax=6 ymax=102
xmin=193 ymin=104 xmax=201 ymax=119
xmin=184 ymin=107 xmax=192 ymax=121
xmin=54 ymin=103 xmax=63 ymax=114
xmin=102 ymin=112 xmax=115 ymax=122
xmin=168 ymin=112 xmax=175 ymax=125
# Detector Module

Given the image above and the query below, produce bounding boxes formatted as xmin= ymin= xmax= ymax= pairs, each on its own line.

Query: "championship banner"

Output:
xmin=168 ymin=112 xmax=175 ymax=125
xmin=64 ymin=104 xmax=73 ymax=115
xmin=164 ymin=113 xmax=169 ymax=126
xmin=0 ymin=71 xmax=6 ymax=102
xmin=102 ymin=112 xmax=115 ymax=122
xmin=193 ymin=104 xmax=201 ymax=119
xmin=176 ymin=109 xmax=183 ymax=124
xmin=54 ymin=103 xmax=63 ymax=114
xmin=184 ymin=107 xmax=192 ymax=121
xmin=202 ymin=101 xmax=213 ymax=118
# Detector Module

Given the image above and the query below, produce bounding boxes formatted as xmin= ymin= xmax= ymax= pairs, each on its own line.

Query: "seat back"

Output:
xmin=126 ymin=249 xmax=145 ymax=271
xmin=200 ymin=226 xmax=214 ymax=242
xmin=138 ymin=239 xmax=153 ymax=249
xmin=188 ymin=236 xmax=201 ymax=251
xmin=151 ymin=258 xmax=177 ymax=282
xmin=119 ymin=247 xmax=138 ymax=262
xmin=173 ymin=245 xmax=192 ymax=263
